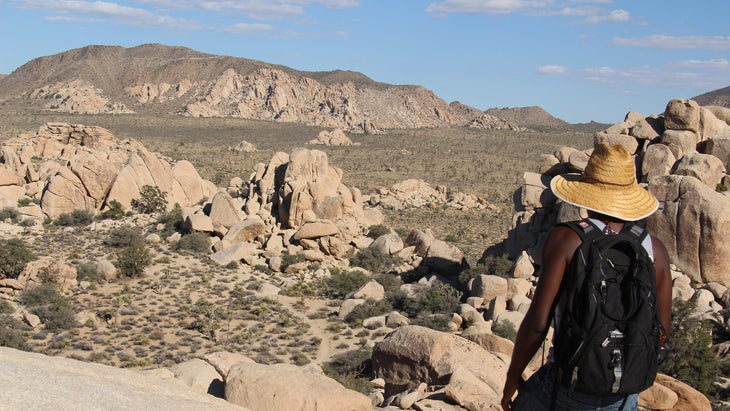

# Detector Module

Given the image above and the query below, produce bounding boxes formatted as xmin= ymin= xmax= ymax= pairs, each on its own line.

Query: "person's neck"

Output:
xmin=588 ymin=212 xmax=626 ymax=235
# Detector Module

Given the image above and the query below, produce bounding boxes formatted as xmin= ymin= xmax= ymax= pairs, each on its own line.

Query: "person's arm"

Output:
xmin=651 ymin=236 xmax=672 ymax=337
xmin=501 ymin=226 xmax=580 ymax=411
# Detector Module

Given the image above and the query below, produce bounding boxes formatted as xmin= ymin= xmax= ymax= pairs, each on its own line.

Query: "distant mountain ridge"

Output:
xmin=0 ymin=44 xmax=568 ymax=132
xmin=693 ymin=86 xmax=730 ymax=108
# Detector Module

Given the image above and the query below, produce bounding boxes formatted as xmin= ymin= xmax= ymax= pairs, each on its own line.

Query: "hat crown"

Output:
xmin=584 ymin=143 xmax=635 ymax=186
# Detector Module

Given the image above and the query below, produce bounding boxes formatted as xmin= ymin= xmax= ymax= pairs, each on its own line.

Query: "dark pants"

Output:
xmin=512 ymin=363 xmax=638 ymax=411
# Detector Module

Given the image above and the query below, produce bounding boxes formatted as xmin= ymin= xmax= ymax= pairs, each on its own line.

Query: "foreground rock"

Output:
xmin=0 ymin=347 xmax=245 ymax=411
xmin=372 ymin=325 xmax=508 ymax=411
xmin=225 ymin=362 xmax=372 ymax=411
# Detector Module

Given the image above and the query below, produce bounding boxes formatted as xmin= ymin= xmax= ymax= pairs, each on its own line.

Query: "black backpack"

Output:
xmin=553 ymin=219 xmax=660 ymax=395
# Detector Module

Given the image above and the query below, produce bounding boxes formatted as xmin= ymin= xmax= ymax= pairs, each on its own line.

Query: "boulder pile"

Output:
xmin=0 ymin=122 xmax=217 ymax=219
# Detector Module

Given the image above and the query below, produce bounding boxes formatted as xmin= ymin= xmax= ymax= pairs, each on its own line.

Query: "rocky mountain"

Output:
xmin=0 ymin=44 xmax=557 ymax=133
xmin=485 ymin=106 xmax=569 ymax=129
xmin=693 ymin=85 xmax=730 ymax=108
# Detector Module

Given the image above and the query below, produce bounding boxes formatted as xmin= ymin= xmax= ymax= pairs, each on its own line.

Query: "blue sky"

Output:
xmin=1 ymin=0 xmax=729 ymax=124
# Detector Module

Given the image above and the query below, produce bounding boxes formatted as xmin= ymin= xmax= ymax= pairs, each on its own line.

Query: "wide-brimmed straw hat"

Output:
xmin=550 ymin=143 xmax=658 ymax=221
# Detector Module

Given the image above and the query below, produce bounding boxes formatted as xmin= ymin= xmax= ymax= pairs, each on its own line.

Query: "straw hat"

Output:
xmin=550 ymin=143 xmax=658 ymax=221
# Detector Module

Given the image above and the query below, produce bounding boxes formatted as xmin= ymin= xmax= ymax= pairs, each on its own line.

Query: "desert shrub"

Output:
xmin=0 ymin=207 xmax=20 ymax=223
xmin=321 ymin=268 xmax=369 ymax=299
xmin=322 ymin=348 xmax=373 ymax=394
xmin=373 ymin=272 xmax=402 ymax=293
xmin=492 ymin=319 xmax=517 ymax=341
xmin=366 ymin=224 xmax=391 ymax=239
xmin=344 ymin=299 xmax=393 ymax=325
xmin=16 ymin=198 xmax=34 ymax=207
xmin=157 ymin=203 xmax=184 ymax=237
xmin=115 ymin=241 xmax=152 ymax=278
xmin=20 ymin=283 xmax=78 ymax=330
xmin=717 ymin=183 xmax=728 ymax=193
xmin=0 ymin=238 xmax=36 ymax=279
xmin=131 ymin=185 xmax=167 ymax=214
xmin=0 ymin=300 xmax=13 ymax=314
xmin=280 ymin=253 xmax=306 ymax=270
xmin=388 ymin=283 xmax=461 ymax=321
xmin=659 ymin=298 xmax=719 ymax=395
xmin=411 ymin=314 xmax=452 ymax=332
xmin=0 ymin=316 xmax=30 ymax=350
xmin=104 ymin=225 xmax=144 ymax=248
xmin=99 ymin=200 xmax=125 ymax=220
xmin=349 ymin=247 xmax=397 ymax=273
xmin=172 ymin=232 xmax=211 ymax=254
xmin=281 ymin=281 xmax=317 ymax=298
xmin=54 ymin=209 xmax=94 ymax=226
xmin=75 ymin=262 xmax=99 ymax=283
xmin=466 ymin=253 xmax=514 ymax=280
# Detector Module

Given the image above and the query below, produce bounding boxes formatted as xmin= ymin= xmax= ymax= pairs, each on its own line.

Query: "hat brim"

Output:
xmin=550 ymin=174 xmax=658 ymax=221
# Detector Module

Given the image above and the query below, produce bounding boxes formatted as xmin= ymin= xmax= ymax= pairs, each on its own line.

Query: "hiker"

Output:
xmin=501 ymin=143 xmax=672 ymax=411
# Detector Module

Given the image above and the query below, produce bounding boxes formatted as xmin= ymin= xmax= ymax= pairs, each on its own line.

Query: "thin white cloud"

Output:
xmin=538 ymin=65 xmax=566 ymax=75
xmin=579 ymin=62 xmax=730 ymax=90
xmin=426 ymin=0 xmax=629 ymax=25
xmin=668 ymin=59 xmax=729 ymax=69
xmin=426 ymin=0 xmax=556 ymax=15
xmin=132 ymin=0 xmax=358 ymax=19
xmin=614 ymin=35 xmax=730 ymax=50
xmin=583 ymin=9 xmax=629 ymax=24
xmin=222 ymin=22 xmax=274 ymax=34
xmin=16 ymin=0 xmax=199 ymax=28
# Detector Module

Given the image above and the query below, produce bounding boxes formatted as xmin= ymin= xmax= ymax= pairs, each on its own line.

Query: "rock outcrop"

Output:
xmin=0 ymin=123 xmax=217 ymax=219
xmin=507 ymin=98 xmax=730 ymax=288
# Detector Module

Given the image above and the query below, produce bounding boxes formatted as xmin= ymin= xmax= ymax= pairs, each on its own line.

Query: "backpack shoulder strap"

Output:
xmin=560 ymin=219 xmax=604 ymax=243
xmin=620 ymin=221 xmax=650 ymax=244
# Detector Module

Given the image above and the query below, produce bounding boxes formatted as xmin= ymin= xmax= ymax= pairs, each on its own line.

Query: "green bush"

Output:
xmin=100 ymin=200 xmax=125 ymax=220
xmin=54 ymin=209 xmax=94 ymax=226
xmin=157 ymin=203 xmax=183 ymax=236
xmin=349 ymin=247 xmax=397 ymax=273
xmin=387 ymin=282 xmax=461 ymax=320
xmin=659 ymin=298 xmax=719 ymax=395
xmin=344 ymin=299 xmax=393 ymax=325
xmin=322 ymin=348 xmax=373 ymax=394
xmin=0 ymin=300 xmax=14 ymax=314
xmin=281 ymin=253 xmax=306 ymax=270
xmin=411 ymin=314 xmax=452 ymax=332
xmin=717 ymin=183 xmax=728 ymax=193
xmin=492 ymin=319 xmax=517 ymax=341
xmin=104 ymin=225 xmax=144 ymax=248
xmin=20 ymin=283 xmax=78 ymax=331
xmin=131 ymin=185 xmax=168 ymax=214
xmin=0 ymin=238 xmax=36 ymax=279
xmin=321 ymin=269 xmax=369 ymax=299
xmin=115 ymin=241 xmax=152 ymax=278
xmin=16 ymin=198 xmax=34 ymax=207
xmin=0 ymin=316 xmax=30 ymax=350
xmin=460 ymin=254 xmax=514 ymax=285
xmin=0 ymin=207 xmax=20 ymax=223
xmin=366 ymin=224 xmax=391 ymax=239
xmin=173 ymin=232 xmax=211 ymax=254
xmin=75 ymin=262 xmax=99 ymax=283
xmin=373 ymin=273 xmax=403 ymax=293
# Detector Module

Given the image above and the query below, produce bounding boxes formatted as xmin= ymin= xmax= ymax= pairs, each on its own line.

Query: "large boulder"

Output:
xmin=225 ymin=362 xmax=371 ymax=411
xmin=0 ymin=347 xmax=243 ymax=410
xmin=371 ymin=325 xmax=508 ymax=409
xmin=648 ymin=174 xmax=730 ymax=285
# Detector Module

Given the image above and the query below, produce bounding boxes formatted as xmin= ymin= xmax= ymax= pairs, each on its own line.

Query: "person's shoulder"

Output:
xmin=545 ymin=223 xmax=583 ymax=254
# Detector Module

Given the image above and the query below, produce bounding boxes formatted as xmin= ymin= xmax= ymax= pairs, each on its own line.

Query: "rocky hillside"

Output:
xmin=485 ymin=106 xmax=569 ymax=128
xmin=0 ymin=44 xmax=536 ymax=133
xmin=693 ymin=85 xmax=730 ymax=108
